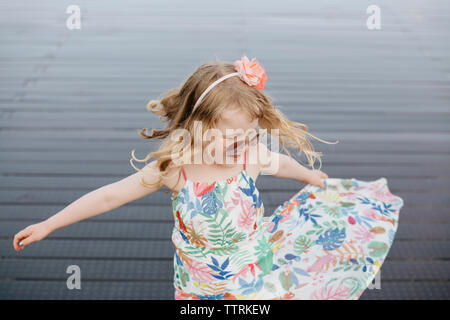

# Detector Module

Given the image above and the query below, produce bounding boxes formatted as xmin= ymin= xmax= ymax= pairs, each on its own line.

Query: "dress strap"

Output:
xmin=181 ymin=166 xmax=187 ymax=181
xmin=243 ymin=149 xmax=246 ymax=171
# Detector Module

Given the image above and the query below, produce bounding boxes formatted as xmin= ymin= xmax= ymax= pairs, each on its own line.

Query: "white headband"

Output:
xmin=191 ymin=56 xmax=267 ymax=113
xmin=192 ymin=72 xmax=240 ymax=112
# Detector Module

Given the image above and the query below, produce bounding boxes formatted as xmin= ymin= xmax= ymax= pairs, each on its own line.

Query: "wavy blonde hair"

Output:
xmin=130 ymin=59 xmax=338 ymax=192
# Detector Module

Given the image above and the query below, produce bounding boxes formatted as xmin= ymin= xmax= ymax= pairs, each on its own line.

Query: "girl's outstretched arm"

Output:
xmin=13 ymin=161 xmax=163 ymax=252
xmin=258 ymin=142 xmax=328 ymax=188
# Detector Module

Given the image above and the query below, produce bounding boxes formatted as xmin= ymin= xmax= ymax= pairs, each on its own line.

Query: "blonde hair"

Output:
xmin=130 ymin=59 xmax=338 ymax=192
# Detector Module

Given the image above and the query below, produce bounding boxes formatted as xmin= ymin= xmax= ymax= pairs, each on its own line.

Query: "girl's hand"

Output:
xmin=305 ymin=169 xmax=329 ymax=189
xmin=13 ymin=221 xmax=52 ymax=252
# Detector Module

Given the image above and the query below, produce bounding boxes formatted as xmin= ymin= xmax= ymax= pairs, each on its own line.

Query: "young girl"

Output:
xmin=13 ymin=56 xmax=404 ymax=300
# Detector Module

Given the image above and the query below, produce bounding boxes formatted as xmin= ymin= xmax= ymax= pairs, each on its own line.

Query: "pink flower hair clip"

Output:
xmin=192 ymin=55 xmax=267 ymax=112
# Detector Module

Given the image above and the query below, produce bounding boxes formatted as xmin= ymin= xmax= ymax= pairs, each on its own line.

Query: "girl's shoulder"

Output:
xmin=159 ymin=163 xmax=185 ymax=194
xmin=255 ymin=142 xmax=280 ymax=176
xmin=139 ymin=160 xmax=184 ymax=194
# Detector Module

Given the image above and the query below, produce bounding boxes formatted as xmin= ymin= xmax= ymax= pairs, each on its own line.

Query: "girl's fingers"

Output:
xmin=311 ymin=177 xmax=325 ymax=189
xmin=318 ymin=176 xmax=326 ymax=188
xmin=15 ymin=236 xmax=26 ymax=250
xmin=17 ymin=237 xmax=31 ymax=251
xmin=14 ymin=228 xmax=33 ymax=251
xmin=318 ymin=171 xmax=328 ymax=178
xmin=20 ymin=236 xmax=33 ymax=247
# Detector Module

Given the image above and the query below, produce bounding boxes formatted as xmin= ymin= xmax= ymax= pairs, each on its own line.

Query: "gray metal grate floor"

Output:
xmin=0 ymin=0 xmax=449 ymax=299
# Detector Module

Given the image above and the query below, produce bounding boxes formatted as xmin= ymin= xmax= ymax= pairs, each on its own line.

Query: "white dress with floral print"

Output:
xmin=171 ymin=162 xmax=404 ymax=300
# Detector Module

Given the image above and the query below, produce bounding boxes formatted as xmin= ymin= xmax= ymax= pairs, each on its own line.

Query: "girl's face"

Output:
xmin=211 ymin=108 xmax=263 ymax=165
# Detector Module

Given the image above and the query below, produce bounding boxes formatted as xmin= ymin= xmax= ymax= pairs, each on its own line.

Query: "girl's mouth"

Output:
xmin=226 ymin=141 xmax=244 ymax=154
xmin=223 ymin=131 xmax=262 ymax=158
xmin=225 ymin=141 xmax=245 ymax=158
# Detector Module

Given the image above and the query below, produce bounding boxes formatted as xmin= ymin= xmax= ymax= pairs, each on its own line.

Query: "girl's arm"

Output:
xmin=257 ymin=142 xmax=328 ymax=188
xmin=13 ymin=161 xmax=163 ymax=252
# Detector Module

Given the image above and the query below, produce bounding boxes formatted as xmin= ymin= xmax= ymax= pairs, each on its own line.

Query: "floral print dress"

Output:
xmin=170 ymin=151 xmax=404 ymax=300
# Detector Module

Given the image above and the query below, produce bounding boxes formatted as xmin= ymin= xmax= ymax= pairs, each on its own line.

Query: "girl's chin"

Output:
xmin=212 ymin=147 xmax=246 ymax=163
